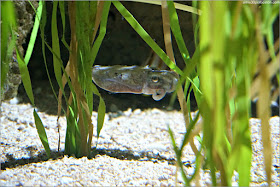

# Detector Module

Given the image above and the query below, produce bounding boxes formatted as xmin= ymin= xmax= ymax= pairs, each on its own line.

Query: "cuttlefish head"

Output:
xmin=142 ymin=70 xmax=178 ymax=101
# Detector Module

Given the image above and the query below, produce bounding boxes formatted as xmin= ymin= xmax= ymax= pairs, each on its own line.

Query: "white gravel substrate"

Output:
xmin=0 ymin=100 xmax=279 ymax=186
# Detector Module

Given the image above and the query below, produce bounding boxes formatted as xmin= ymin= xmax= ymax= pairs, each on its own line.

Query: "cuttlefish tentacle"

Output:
xmin=152 ymin=89 xmax=166 ymax=101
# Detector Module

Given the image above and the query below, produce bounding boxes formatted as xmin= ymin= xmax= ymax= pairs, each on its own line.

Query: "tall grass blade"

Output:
xmin=59 ymin=1 xmax=70 ymax=50
xmin=166 ymin=1 xmax=190 ymax=63
xmin=91 ymin=1 xmax=111 ymax=64
xmin=91 ymin=1 xmax=104 ymax=45
xmin=33 ymin=109 xmax=51 ymax=157
xmin=65 ymin=105 xmax=78 ymax=155
xmin=161 ymin=0 xmax=174 ymax=63
xmin=167 ymin=125 xmax=189 ymax=186
xmin=51 ymin=1 xmax=63 ymax=89
xmin=92 ymin=84 xmax=106 ymax=139
xmin=256 ymin=5 xmax=273 ymax=184
xmin=24 ymin=1 xmax=43 ymax=64
xmin=16 ymin=48 xmax=34 ymax=105
xmin=199 ymin=2 xmax=216 ymax=185
xmin=89 ymin=1 xmax=111 ymax=141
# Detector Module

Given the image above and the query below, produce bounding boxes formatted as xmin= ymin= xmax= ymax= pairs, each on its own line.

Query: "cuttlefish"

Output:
xmin=92 ymin=65 xmax=178 ymax=101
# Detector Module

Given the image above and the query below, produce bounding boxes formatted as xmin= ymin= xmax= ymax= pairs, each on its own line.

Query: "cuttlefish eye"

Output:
xmin=151 ymin=76 xmax=159 ymax=83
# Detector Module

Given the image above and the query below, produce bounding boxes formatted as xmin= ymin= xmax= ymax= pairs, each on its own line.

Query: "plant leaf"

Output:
xmin=33 ymin=109 xmax=51 ymax=157
xmin=16 ymin=48 xmax=34 ymax=105
xmin=51 ymin=1 xmax=63 ymax=89
xmin=24 ymin=1 xmax=43 ymax=64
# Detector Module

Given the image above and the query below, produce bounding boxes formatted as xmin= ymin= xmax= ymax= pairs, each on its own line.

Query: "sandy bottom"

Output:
xmin=1 ymin=100 xmax=279 ymax=186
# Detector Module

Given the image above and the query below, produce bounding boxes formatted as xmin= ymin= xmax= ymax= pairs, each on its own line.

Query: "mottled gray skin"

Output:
xmin=92 ymin=65 xmax=178 ymax=101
